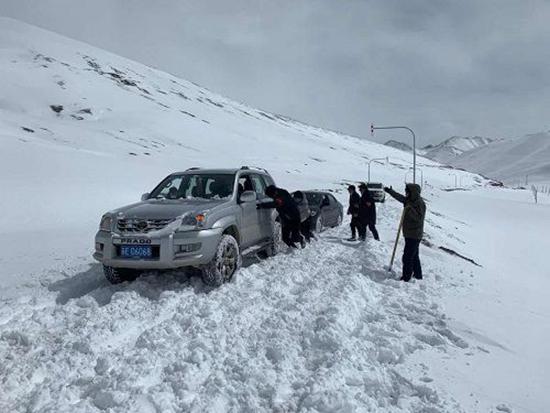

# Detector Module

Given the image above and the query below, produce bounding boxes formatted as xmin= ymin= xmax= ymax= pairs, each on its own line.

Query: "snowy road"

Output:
xmin=0 ymin=209 xmax=469 ymax=412
xmin=1 ymin=190 xmax=547 ymax=413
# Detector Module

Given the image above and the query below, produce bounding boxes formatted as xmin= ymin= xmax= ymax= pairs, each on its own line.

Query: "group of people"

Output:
xmin=257 ymin=185 xmax=314 ymax=248
xmin=258 ymin=182 xmax=426 ymax=283
xmin=346 ymin=183 xmax=379 ymax=242
xmin=347 ymin=182 xmax=426 ymax=282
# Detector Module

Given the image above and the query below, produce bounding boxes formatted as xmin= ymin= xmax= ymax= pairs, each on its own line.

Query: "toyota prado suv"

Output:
xmin=94 ymin=167 xmax=281 ymax=286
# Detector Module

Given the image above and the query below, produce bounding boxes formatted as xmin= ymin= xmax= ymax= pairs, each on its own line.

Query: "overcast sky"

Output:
xmin=1 ymin=0 xmax=549 ymax=145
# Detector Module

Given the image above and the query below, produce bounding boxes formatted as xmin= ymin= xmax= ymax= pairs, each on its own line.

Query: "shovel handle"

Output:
xmin=389 ymin=209 xmax=405 ymax=272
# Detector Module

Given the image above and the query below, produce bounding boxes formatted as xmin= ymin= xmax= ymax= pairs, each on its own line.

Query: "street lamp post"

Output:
xmin=367 ymin=156 xmax=389 ymax=182
xmin=371 ymin=124 xmax=416 ymax=183
xmin=405 ymin=167 xmax=423 ymax=186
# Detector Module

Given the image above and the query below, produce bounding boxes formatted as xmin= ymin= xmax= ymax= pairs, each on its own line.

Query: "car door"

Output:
xmin=320 ymin=194 xmax=333 ymax=227
xmin=251 ymin=174 xmax=272 ymax=241
xmin=328 ymin=194 xmax=341 ymax=225
xmin=237 ymin=174 xmax=260 ymax=248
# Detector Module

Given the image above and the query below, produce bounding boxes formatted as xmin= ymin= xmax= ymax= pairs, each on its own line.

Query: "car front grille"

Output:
xmin=117 ymin=218 xmax=174 ymax=233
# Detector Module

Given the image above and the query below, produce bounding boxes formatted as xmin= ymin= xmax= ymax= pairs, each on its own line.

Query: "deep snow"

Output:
xmin=1 ymin=17 xmax=549 ymax=413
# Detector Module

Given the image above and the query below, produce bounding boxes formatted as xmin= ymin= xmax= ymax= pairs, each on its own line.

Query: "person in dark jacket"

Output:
xmin=292 ymin=191 xmax=314 ymax=243
xmin=346 ymin=185 xmax=361 ymax=241
xmin=258 ymin=185 xmax=304 ymax=248
xmin=358 ymin=183 xmax=380 ymax=241
xmin=384 ymin=183 xmax=426 ymax=281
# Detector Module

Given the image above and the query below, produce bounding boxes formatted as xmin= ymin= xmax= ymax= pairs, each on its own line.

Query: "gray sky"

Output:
xmin=1 ymin=0 xmax=549 ymax=145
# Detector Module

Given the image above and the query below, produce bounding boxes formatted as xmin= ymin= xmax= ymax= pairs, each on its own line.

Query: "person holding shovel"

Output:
xmin=384 ymin=184 xmax=426 ymax=281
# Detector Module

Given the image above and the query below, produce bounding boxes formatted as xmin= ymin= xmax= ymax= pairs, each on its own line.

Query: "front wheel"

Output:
xmin=103 ymin=266 xmax=140 ymax=284
xmin=265 ymin=220 xmax=283 ymax=257
xmin=201 ymin=235 xmax=241 ymax=287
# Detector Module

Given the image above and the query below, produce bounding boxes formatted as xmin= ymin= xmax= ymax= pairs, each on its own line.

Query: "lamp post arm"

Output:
xmin=372 ymin=125 xmax=416 ymax=184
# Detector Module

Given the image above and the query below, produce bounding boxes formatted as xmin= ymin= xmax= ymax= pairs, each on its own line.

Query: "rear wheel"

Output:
xmin=201 ymin=235 xmax=241 ymax=287
xmin=103 ymin=266 xmax=139 ymax=284
xmin=314 ymin=216 xmax=323 ymax=233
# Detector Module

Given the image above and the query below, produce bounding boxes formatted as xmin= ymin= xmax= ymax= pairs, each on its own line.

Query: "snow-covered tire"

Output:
xmin=201 ymin=235 xmax=241 ymax=287
xmin=314 ymin=217 xmax=323 ymax=233
xmin=103 ymin=266 xmax=139 ymax=284
xmin=265 ymin=220 xmax=283 ymax=257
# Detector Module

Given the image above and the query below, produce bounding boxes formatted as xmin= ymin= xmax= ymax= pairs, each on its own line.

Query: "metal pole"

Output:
xmin=371 ymin=125 xmax=416 ymax=183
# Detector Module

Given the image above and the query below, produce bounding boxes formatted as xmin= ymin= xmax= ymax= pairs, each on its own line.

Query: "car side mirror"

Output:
xmin=141 ymin=192 xmax=150 ymax=201
xmin=239 ymin=190 xmax=257 ymax=203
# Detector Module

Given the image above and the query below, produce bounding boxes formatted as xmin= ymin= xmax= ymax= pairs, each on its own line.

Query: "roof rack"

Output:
xmin=186 ymin=167 xmax=201 ymax=171
xmin=240 ymin=165 xmax=269 ymax=173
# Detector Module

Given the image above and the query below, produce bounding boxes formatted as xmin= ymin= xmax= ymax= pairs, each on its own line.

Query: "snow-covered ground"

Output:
xmin=1 ymin=17 xmax=549 ymax=412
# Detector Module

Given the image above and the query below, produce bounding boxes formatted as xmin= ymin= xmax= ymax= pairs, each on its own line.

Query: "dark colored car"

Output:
xmin=303 ymin=191 xmax=343 ymax=233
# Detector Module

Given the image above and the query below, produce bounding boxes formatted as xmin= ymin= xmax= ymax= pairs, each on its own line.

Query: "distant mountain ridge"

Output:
xmin=384 ymin=139 xmax=413 ymax=153
xmin=422 ymin=136 xmax=496 ymax=164
xmin=449 ymin=131 xmax=550 ymax=185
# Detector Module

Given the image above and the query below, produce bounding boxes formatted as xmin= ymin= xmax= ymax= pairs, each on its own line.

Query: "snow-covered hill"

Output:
xmin=422 ymin=136 xmax=496 ymax=164
xmin=449 ymin=131 xmax=550 ymax=185
xmin=1 ymin=17 xmax=549 ymax=413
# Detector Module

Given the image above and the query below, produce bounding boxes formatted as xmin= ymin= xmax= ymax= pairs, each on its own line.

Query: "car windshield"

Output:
xmin=305 ymin=192 xmax=323 ymax=206
xmin=367 ymin=183 xmax=383 ymax=189
xmin=150 ymin=173 xmax=235 ymax=200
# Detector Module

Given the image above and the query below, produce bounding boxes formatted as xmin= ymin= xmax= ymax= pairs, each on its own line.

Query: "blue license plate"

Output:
xmin=120 ymin=245 xmax=153 ymax=259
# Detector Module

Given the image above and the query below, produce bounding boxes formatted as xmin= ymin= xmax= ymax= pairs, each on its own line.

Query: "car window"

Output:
xmin=155 ymin=176 xmax=184 ymax=199
xmin=251 ymin=174 xmax=267 ymax=197
xmin=237 ymin=174 xmax=254 ymax=195
xmin=328 ymin=194 xmax=338 ymax=204
xmin=150 ymin=174 xmax=234 ymax=200
xmin=305 ymin=192 xmax=322 ymax=206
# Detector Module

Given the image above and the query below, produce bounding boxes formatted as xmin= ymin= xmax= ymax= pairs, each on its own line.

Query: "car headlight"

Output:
xmin=179 ymin=212 xmax=207 ymax=231
xmin=99 ymin=215 xmax=112 ymax=231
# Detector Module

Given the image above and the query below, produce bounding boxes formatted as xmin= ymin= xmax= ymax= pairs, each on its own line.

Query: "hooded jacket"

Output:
xmin=358 ymin=189 xmax=376 ymax=224
xmin=386 ymin=183 xmax=426 ymax=239
xmin=347 ymin=191 xmax=360 ymax=216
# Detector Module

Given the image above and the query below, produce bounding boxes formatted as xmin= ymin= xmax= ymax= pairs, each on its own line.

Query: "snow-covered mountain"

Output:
xmin=1 ymin=17 xmax=549 ymax=413
xmin=449 ymin=131 xmax=550 ymax=185
xmin=422 ymin=136 xmax=496 ymax=164
xmin=384 ymin=139 xmax=413 ymax=153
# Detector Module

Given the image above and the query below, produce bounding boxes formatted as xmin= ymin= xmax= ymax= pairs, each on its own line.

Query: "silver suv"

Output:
xmin=93 ymin=167 xmax=281 ymax=286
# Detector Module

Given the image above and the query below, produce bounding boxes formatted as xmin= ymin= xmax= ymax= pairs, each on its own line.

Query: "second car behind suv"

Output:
xmin=94 ymin=167 xmax=281 ymax=286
